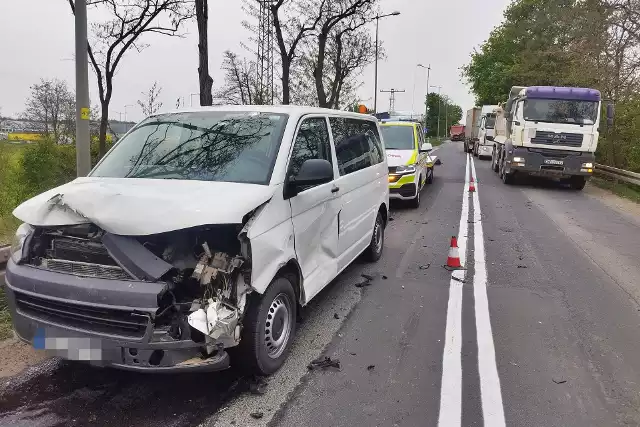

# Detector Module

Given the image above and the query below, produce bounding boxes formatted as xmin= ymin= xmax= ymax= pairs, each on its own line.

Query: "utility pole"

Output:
xmin=380 ymin=88 xmax=405 ymax=113
xmin=373 ymin=11 xmax=401 ymax=113
xmin=417 ymin=64 xmax=430 ymax=125
xmin=74 ymin=0 xmax=91 ymax=176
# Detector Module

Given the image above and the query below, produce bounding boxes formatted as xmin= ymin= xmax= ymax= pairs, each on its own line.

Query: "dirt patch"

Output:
xmin=585 ymin=182 xmax=640 ymax=227
xmin=0 ymin=338 xmax=50 ymax=378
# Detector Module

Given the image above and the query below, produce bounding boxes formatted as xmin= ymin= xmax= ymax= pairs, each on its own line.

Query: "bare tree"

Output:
xmin=311 ymin=0 xmax=374 ymax=108
xmin=137 ymin=81 xmax=164 ymax=116
xmin=269 ymin=0 xmax=325 ymax=104
xmin=195 ymin=0 xmax=213 ymax=106
xmin=67 ymin=0 xmax=194 ymax=158
xmin=214 ymin=51 xmax=260 ymax=105
xmin=23 ymin=78 xmax=75 ymax=143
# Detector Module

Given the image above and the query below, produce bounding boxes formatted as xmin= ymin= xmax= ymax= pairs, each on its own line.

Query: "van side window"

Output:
xmin=330 ymin=118 xmax=382 ymax=176
xmin=288 ymin=117 xmax=332 ymax=179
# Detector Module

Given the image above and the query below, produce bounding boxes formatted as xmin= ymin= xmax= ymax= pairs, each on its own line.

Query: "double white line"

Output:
xmin=438 ymin=153 xmax=506 ymax=427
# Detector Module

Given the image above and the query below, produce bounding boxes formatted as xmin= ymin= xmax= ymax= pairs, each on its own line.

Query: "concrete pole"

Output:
xmin=374 ymin=17 xmax=379 ymax=114
xmin=75 ymin=0 xmax=91 ymax=177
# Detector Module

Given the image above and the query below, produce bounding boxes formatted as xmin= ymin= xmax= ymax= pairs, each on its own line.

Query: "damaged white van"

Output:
xmin=6 ymin=106 xmax=389 ymax=374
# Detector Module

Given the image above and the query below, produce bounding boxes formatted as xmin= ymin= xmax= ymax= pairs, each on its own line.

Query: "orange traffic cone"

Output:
xmin=445 ymin=236 xmax=462 ymax=269
xmin=469 ymin=176 xmax=476 ymax=192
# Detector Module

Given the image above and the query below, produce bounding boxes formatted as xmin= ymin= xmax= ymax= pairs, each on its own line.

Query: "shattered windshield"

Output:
xmin=523 ymin=99 xmax=597 ymax=125
xmin=380 ymin=125 xmax=416 ymax=150
xmin=91 ymin=111 xmax=288 ymax=184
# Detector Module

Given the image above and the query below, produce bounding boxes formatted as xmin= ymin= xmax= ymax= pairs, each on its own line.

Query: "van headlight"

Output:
xmin=395 ymin=165 xmax=416 ymax=174
xmin=10 ymin=223 xmax=34 ymax=263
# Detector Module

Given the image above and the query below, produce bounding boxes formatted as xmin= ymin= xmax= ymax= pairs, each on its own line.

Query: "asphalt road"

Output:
xmin=2 ymin=141 xmax=640 ymax=426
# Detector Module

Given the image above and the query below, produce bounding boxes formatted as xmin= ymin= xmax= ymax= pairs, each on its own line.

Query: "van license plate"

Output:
xmin=544 ymin=159 xmax=564 ymax=165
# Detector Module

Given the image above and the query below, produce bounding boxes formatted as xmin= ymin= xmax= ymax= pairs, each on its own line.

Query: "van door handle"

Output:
xmin=331 ymin=186 xmax=340 ymax=193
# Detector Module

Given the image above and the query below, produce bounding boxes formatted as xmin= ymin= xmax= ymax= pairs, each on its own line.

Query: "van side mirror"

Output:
xmin=286 ymin=159 xmax=333 ymax=198
xmin=606 ymin=103 xmax=615 ymax=126
xmin=420 ymin=143 xmax=433 ymax=152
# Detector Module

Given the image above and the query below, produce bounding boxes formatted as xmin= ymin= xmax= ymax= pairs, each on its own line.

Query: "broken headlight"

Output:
xmin=10 ymin=223 xmax=34 ymax=263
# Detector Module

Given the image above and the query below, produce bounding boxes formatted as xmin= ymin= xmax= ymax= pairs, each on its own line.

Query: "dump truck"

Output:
xmin=491 ymin=86 xmax=614 ymax=190
xmin=450 ymin=124 xmax=465 ymax=141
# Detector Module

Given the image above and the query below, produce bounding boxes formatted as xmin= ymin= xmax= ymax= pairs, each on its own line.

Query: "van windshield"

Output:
xmin=380 ymin=125 xmax=416 ymax=150
xmin=91 ymin=111 xmax=288 ymax=184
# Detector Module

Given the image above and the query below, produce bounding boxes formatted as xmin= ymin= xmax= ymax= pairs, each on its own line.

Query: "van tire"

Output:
xmin=236 ymin=275 xmax=297 ymax=375
xmin=408 ymin=187 xmax=421 ymax=208
xmin=365 ymin=212 xmax=385 ymax=262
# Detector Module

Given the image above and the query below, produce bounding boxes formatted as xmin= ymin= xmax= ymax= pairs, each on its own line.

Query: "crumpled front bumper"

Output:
xmin=4 ymin=260 xmax=230 ymax=373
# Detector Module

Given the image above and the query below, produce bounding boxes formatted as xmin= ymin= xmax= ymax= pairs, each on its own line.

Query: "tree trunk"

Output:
xmin=196 ymin=0 xmax=213 ymax=106
xmin=315 ymin=34 xmax=329 ymax=108
xmin=99 ymin=104 xmax=109 ymax=159
xmin=281 ymin=61 xmax=291 ymax=105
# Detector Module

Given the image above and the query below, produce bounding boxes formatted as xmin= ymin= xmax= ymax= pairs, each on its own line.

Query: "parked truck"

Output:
xmin=450 ymin=124 xmax=465 ymax=141
xmin=491 ymin=86 xmax=614 ymax=190
xmin=472 ymin=105 xmax=500 ymax=159
xmin=464 ymin=107 xmax=481 ymax=152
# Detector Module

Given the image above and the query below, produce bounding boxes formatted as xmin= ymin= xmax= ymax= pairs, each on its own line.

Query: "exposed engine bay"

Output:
xmin=24 ymin=222 xmax=254 ymax=356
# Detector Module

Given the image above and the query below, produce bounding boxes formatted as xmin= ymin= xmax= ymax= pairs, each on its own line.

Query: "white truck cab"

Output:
xmin=492 ymin=86 xmax=614 ymax=190
xmin=474 ymin=105 xmax=499 ymax=159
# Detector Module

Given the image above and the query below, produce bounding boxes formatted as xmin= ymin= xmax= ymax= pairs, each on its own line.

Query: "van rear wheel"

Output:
xmin=365 ymin=212 xmax=385 ymax=262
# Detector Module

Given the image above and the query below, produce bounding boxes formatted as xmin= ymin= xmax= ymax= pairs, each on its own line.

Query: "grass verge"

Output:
xmin=0 ymin=286 xmax=13 ymax=340
xmin=591 ymin=176 xmax=640 ymax=204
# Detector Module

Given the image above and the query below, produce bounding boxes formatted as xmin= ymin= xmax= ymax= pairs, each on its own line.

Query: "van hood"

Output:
xmin=13 ymin=177 xmax=276 ymax=236
xmin=386 ymin=149 xmax=416 ymax=168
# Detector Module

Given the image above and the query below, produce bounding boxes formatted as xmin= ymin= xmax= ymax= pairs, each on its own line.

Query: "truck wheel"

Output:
xmin=502 ymin=168 xmax=515 ymax=185
xmin=570 ymin=176 xmax=586 ymax=190
xmin=237 ymin=275 xmax=297 ymax=375
xmin=473 ymin=144 xmax=478 ymax=157
xmin=491 ymin=148 xmax=499 ymax=172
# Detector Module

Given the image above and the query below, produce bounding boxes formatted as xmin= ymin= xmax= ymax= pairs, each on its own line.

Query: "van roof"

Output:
xmin=149 ymin=105 xmax=377 ymax=121
xmin=379 ymin=121 xmax=418 ymax=127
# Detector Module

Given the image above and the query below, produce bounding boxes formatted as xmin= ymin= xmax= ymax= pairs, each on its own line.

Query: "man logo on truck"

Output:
xmin=552 ymin=134 xmax=567 ymax=140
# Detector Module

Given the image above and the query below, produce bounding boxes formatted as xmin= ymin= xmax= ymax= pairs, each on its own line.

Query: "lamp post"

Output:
xmin=373 ymin=11 xmax=401 ymax=113
xmin=430 ymin=85 xmax=442 ymax=138
xmin=124 ymin=104 xmax=134 ymax=131
xmin=417 ymin=64 xmax=430 ymax=124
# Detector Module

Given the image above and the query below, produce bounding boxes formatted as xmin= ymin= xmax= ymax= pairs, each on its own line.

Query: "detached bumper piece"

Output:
xmin=390 ymin=183 xmax=417 ymax=199
xmin=4 ymin=261 xmax=230 ymax=373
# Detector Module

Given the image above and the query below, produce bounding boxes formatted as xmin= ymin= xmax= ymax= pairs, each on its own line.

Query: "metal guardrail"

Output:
xmin=595 ymin=163 xmax=640 ymax=186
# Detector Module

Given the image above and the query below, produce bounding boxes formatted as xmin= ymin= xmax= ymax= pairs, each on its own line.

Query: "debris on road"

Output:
xmin=367 ymin=365 xmax=375 ymax=371
xmin=355 ymin=274 xmax=374 ymax=288
xmin=333 ymin=313 xmax=340 ymax=319
xmin=249 ymin=376 xmax=268 ymax=395
xmin=361 ymin=274 xmax=374 ymax=281
xmin=389 ymin=217 xmax=395 ymax=221
xmin=517 ymin=265 xmax=528 ymax=269
xmin=350 ymin=352 xmax=357 ymax=356
xmin=419 ymin=264 xmax=431 ymax=270
xmin=552 ymin=378 xmax=567 ymax=384
xmin=250 ymin=411 xmax=264 ymax=419
xmin=382 ymin=275 xmax=388 ymax=280
xmin=307 ymin=356 xmax=341 ymax=371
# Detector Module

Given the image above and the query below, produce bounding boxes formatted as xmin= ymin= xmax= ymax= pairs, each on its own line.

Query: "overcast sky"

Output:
xmin=0 ymin=0 xmax=512 ymax=122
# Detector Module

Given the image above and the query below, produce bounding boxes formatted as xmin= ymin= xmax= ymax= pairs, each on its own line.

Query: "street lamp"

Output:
xmin=430 ymin=85 xmax=442 ymax=138
xmin=373 ymin=11 xmax=401 ymax=114
xmin=413 ymin=64 xmax=430 ymax=121
xmin=124 ymin=104 xmax=134 ymax=131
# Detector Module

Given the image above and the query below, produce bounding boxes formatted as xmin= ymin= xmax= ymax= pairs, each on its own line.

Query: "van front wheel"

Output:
xmin=237 ymin=276 xmax=297 ymax=375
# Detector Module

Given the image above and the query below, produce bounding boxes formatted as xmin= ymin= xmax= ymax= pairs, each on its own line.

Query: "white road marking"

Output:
xmin=437 ymin=153 xmax=470 ymax=427
xmin=470 ymin=157 xmax=506 ymax=427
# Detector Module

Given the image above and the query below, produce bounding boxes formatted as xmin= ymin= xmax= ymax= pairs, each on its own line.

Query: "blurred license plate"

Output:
xmin=544 ymin=159 xmax=564 ymax=165
xmin=34 ymin=328 xmax=103 ymax=361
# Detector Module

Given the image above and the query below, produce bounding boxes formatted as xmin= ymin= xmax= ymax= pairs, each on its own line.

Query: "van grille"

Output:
xmin=42 ymin=259 xmax=131 ymax=280
xmin=531 ymin=132 xmax=584 ymax=147
xmin=15 ymin=292 xmax=149 ymax=339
